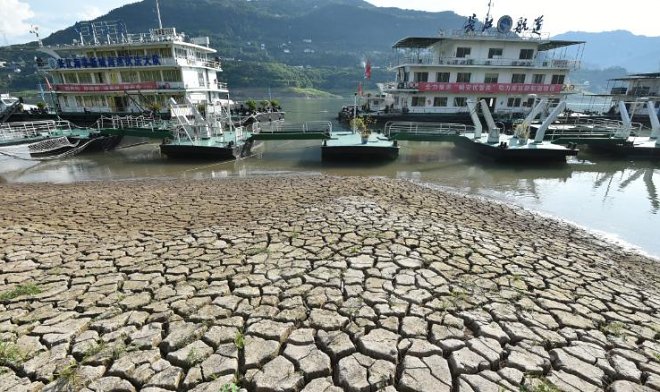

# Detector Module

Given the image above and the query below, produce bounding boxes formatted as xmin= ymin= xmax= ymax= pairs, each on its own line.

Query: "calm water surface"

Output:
xmin=1 ymin=97 xmax=659 ymax=258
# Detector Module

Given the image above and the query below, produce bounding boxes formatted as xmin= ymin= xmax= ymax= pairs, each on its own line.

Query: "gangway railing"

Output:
xmin=0 ymin=120 xmax=74 ymax=143
xmin=384 ymin=121 xmax=474 ymax=141
xmin=545 ymin=118 xmax=645 ymax=142
xmin=252 ymin=121 xmax=332 ymax=140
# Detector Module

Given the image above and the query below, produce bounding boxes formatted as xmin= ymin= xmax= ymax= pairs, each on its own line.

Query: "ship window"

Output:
xmin=411 ymin=96 xmax=426 ymax=107
xmin=62 ymin=73 xmax=76 ymax=84
xmin=511 ymin=74 xmax=526 ymax=83
xmin=454 ymin=97 xmax=467 ymax=107
xmin=198 ymin=70 xmax=206 ymax=87
xmin=488 ymin=48 xmax=503 ymax=58
xmin=140 ymin=71 xmax=161 ymax=82
xmin=433 ymin=97 xmax=448 ymax=107
xmin=532 ymin=74 xmax=545 ymax=84
xmin=551 ymin=74 xmax=565 ymax=85
xmin=162 ymin=70 xmax=182 ymax=82
xmin=436 ymin=72 xmax=450 ymax=83
xmin=120 ymin=71 xmax=139 ymax=83
xmin=456 ymin=73 xmax=471 ymax=83
xmin=519 ymin=49 xmax=534 ymax=60
xmin=456 ymin=47 xmax=471 ymax=58
xmin=414 ymin=72 xmax=429 ymax=82
xmin=507 ymin=98 xmax=522 ymax=107
xmin=484 ymin=73 xmax=499 ymax=83
xmin=78 ymin=73 xmax=93 ymax=84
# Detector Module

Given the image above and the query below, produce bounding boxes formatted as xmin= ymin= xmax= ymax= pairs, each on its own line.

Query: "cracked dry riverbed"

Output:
xmin=0 ymin=175 xmax=659 ymax=392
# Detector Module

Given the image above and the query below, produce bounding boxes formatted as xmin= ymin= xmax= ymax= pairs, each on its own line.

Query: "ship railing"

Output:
xmin=384 ymin=121 xmax=474 ymax=137
xmin=257 ymin=121 xmax=332 ymax=136
xmin=0 ymin=120 xmax=73 ymax=142
xmin=393 ymin=57 xmax=579 ymax=69
xmin=545 ymin=118 xmax=645 ymax=140
xmin=96 ymin=115 xmax=163 ymax=131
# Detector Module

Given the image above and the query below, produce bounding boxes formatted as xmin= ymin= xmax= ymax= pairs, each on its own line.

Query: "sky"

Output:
xmin=1 ymin=0 xmax=659 ymax=46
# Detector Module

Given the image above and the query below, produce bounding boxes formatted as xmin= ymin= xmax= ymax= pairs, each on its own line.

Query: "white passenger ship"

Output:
xmin=368 ymin=8 xmax=585 ymax=127
xmin=599 ymin=72 xmax=660 ymax=125
xmin=34 ymin=16 xmax=228 ymax=124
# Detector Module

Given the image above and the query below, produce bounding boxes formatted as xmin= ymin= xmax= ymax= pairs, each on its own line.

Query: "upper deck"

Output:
xmin=37 ymin=26 xmax=221 ymax=73
xmin=391 ymin=29 xmax=584 ymax=70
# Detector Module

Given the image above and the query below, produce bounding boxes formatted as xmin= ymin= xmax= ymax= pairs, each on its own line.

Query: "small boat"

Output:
xmin=454 ymin=99 xmax=578 ymax=163
xmin=160 ymin=98 xmax=260 ymax=160
xmin=549 ymin=100 xmax=660 ymax=160
xmin=253 ymin=120 xmax=399 ymax=161
xmin=0 ymin=120 xmax=122 ymax=160
xmin=321 ymin=129 xmax=399 ymax=162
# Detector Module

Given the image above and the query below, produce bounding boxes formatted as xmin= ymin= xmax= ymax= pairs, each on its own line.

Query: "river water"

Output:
xmin=1 ymin=97 xmax=659 ymax=258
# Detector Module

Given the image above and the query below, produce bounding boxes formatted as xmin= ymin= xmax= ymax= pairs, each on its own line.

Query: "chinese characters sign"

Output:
xmin=414 ymin=82 xmax=562 ymax=94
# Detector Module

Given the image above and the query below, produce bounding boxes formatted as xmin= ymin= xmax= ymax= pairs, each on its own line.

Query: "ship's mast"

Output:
xmin=156 ymin=0 xmax=163 ymax=29
xmin=483 ymin=0 xmax=493 ymax=32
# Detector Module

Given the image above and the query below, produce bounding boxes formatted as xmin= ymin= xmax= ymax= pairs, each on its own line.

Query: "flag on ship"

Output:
xmin=357 ymin=82 xmax=363 ymax=96
xmin=364 ymin=59 xmax=371 ymax=80
xmin=44 ymin=76 xmax=53 ymax=91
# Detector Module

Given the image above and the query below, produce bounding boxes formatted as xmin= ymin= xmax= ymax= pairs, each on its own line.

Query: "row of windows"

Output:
xmin=84 ymin=48 xmax=172 ymax=59
xmin=413 ymin=72 xmax=565 ymax=85
xmin=54 ymin=70 xmax=183 ymax=84
xmin=410 ymin=96 xmax=544 ymax=108
xmin=456 ymin=47 xmax=534 ymax=60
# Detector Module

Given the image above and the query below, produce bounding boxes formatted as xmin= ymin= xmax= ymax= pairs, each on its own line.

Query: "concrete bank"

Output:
xmin=0 ymin=175 xmax=658 ymax=392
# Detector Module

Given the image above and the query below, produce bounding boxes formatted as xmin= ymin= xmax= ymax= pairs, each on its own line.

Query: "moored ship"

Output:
xmin=366 ymin=5 xmax=584 ymax=129
xmin=26 ymin=4 xmax=230 ymax=126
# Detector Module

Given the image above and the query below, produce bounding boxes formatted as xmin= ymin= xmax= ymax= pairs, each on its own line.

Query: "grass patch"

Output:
xmin=220 ymin=382 xmax=240 ymax=392
xmin=55 ymin=361 xmax=80 ymax=387
xmin=523 ymin=376 xmax=561 ymax=392
xmin=245 ymin=247 xmax=268 ymax=256
xmin=0 ymin=341 xmax=23 ymax=366
xmin=600 ymin=321 xmax=625 ymax=336
xmin=0 ymin=283 xmax=42 ymax=301
xmin=82 ymin=341 xmax=107 ymax=361
xmin=234 ymin=331 xmax=245 ymax=350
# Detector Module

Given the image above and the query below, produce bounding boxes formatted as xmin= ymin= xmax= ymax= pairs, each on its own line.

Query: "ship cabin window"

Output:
xmin=436 ymin=72 xmax=450 ymax=83
xmin=433 ymin=97 xmax=448 ymax=107
xmin=484 ymin=73 xmax=499 ymax=84
xmin=78 ymin=73 xmax=93 ymax=84
xmin=456 ymin=73 xmax=471 ymax=83
xmin=525 ymin=98 xmax=535 ymax=107
xmin=162 ymin=70 xmax=183 ymax=82
xmin=411 ymin=96 xmax=426 ymax=107
xmin=456 ymin=47 xmax=471 ymax=58
xmin=94 ymin=73 xmax=104 ymax=84
xmin=414 ymin=72 xmax=429 ymax=82
xmin=62 ymin=73 xmax=77 ymax=84
xmin=454 ymin=97 xmax=468 ymax=107
xmin=175 ymin=48 xmax=187 ymax=59
xmin=519 ymin=49 xmax=534 ymax=60
xmin=507 ymin=97 xmax=522 ymax=107
xmin=551 ymin=75 xmax=565 ymax=85
xmin=488 ymin=48 xmax=503 ymax=59
xmin=120 ymin=71 xmax=139 ymax=83
xmin=511 ymin=74 xmax=526 ymax=84
xmin=532 ymin=74 xmax=545 ymax=84
xmin=140 ymin=71 xmax=161 ymax=82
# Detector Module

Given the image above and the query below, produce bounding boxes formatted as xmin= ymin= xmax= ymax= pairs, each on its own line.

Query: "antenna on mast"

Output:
xmin=482 ymin=0 xmax=494 ymax=32
xmin=156 ymin=0 xmax=163 ymax=29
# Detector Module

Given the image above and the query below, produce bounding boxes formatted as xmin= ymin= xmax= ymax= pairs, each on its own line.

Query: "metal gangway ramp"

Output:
xmin=384 ymin=121 xmax=474 ymax=141
xmin=252 ymin=121 xmax=332 ymax=140
xmin=95 ymin=115 xmax=172 ymax=139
